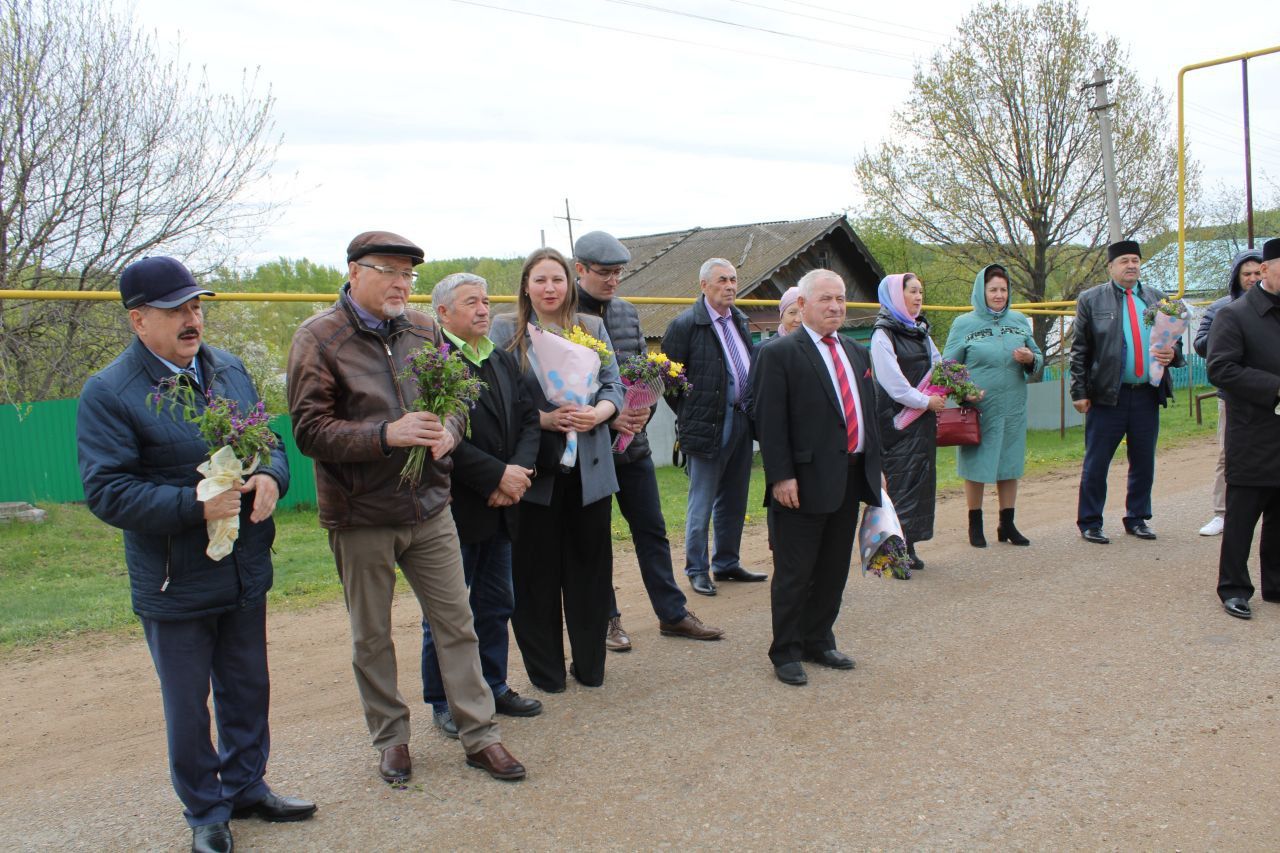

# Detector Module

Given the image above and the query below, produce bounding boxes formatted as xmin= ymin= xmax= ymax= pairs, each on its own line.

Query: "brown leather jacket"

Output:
xmin=287 ymin=286 xmax=464 ymax=529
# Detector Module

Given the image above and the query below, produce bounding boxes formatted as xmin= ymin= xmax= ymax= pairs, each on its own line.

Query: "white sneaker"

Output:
xmin=1199 ymin=517 xmax=1224 ymax=536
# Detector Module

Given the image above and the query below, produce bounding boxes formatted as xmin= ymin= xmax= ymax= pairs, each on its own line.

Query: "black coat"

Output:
xmin=1206 ymin=284 xmax=1280 ymax=488
xmin=448 ymin=347 xmax=541 ymax=544
xmin=753 ymin=329 xmax=882 ymax=514
xmin=872 ymin=314 xmax=937 ymax=543
xmin=661 ymin=296 xmax=755 ymax=458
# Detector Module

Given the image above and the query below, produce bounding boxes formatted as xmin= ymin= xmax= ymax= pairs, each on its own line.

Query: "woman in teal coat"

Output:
xmin=942 ymin=264 xmax=1043 ymax=547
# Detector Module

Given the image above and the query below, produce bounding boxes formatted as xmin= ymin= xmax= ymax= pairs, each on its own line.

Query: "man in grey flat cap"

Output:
xmin=574 ymin=231 xmax=725 ymax=650
xmin=287 ymin=230 xmax=526 ymax=784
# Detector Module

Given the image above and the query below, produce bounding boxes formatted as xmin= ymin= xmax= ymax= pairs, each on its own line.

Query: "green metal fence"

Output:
xmin=0 ymin=400 xmax=318 ymax=509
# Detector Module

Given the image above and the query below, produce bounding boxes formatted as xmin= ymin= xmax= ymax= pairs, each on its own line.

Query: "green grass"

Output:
xmin=0 ymin=394 xmax=1217 ymax=648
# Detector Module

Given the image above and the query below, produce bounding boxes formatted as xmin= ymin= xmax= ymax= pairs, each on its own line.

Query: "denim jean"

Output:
xmin=684 ymin=405 xmax=754 ymax=576
xmin=610 ymin=453 xmax=688 ymax=624
xmin=421 ymin=533 xmax=513 ymax=712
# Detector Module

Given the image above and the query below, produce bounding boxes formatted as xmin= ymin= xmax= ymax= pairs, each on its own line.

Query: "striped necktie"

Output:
xmin=716 ymin=315 xmax=750 ymax=410
xmin=822 ymin=335 xmax=859 ymax=453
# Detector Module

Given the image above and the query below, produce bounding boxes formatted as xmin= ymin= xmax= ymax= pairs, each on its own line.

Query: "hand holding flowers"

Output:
xmin=613 ymin=350 xmax=692 ymax=453
xmin=1142 ymin=298 xmax=1191 ymax=384
xmin=397 ymin=341 xmax=486 ymax=487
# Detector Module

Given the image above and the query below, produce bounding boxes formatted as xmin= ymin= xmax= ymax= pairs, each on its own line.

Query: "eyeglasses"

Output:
xmin=586 ymin=265 xmax=625 ymax=281
xmin=356 ymin=261 xmax=418 ymax=282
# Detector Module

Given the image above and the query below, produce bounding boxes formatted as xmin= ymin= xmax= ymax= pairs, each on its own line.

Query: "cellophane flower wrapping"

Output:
xmin=858 ymin=489 xmax=913 ymax=579
xmin=612 ymin=351 xmax=691 ymax=453
xmin=526 ymin=323 xmax=603 ymax=467
xmin=1143 ymin=299 xmax=1192 ymax=386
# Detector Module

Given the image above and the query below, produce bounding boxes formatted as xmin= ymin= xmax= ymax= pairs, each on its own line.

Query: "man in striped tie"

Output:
xmin=1070 ymin=240 xmax=1184 ymax=545
xmin=753 ymin=270 xmax=884 ymax=686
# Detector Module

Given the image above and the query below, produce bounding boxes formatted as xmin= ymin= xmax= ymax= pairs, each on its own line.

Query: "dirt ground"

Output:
xmin=3 ymin=435 xmax=1278 ymax=851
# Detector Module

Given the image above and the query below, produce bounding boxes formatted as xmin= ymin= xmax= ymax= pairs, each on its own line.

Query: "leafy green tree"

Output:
xmin=854 ymin=0 xmax=1186 ymax=361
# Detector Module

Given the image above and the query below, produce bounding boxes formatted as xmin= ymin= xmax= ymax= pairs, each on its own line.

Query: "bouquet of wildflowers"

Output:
xmin=1141 ymin=298 xmax=1192 ymax=386
xmin=399 ymin=340 xmax=486 ymax=488
xmin=149 ymin=376 xmax=279 ymax=559
xmin=612 ymin=351 xmax=692 ymax=453
xmin=857 ymin=490 xmax=912 ymax=579
xmin=891 ymin=360 xmax=982 ymax=430
xmin=555 ymin=325 xmax=612 ymax=361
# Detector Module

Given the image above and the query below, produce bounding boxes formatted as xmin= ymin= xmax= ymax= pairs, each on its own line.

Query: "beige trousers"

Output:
xmin=329 ymin=508 xmax=500 ymax=755
xmin=1213 ymin=399 xmax=1227 ymax=518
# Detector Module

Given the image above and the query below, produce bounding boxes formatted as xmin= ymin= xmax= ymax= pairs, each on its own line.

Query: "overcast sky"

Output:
xmin=131 ymin=0 xmax=1279 ymax=268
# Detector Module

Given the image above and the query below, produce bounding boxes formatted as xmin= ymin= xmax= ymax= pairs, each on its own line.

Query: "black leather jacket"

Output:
xmin=1069 ymin=280 xmax=1185 ymax=407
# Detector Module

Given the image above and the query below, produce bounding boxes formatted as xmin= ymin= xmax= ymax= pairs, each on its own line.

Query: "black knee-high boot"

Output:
xmin=997 ymin=507 xmax=1030 ymax=546
xmin=968 ymin=509 xmax=987 ymax=548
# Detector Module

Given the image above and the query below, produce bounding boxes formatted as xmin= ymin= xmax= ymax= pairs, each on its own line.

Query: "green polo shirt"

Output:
xmin=443 ymin=329 xmax=495 ymax=367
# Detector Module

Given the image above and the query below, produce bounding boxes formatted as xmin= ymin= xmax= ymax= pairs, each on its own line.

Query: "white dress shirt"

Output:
xmin=870 ymin=328 xmax=941 ymax=409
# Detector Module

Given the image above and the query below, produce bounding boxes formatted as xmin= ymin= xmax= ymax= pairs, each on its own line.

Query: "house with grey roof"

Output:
xmin=615 ymin=214 xmax=885 ymax=340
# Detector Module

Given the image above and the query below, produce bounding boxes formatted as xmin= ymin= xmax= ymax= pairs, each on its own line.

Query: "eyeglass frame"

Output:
xmin=355 ymin=261 xmax=418 ymax=282
xmin=583 ymin=264 xmax=625 ymax=281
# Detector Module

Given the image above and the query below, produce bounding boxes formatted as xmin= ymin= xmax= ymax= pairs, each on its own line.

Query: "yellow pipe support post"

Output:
xmin=1177 ymin=44 xmax=1280 ymax=299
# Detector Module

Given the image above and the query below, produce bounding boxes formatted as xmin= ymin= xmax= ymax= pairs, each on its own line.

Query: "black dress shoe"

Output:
xmin=689 ymin=572 xmax=717 ymax=596
xmin=494 ymin=689 xmax=543 ymax=717
xmin=712 ymin=566 xmax=768 ymax=582
xmin=1125 ymin=522 xmax=1157 ymax=540
xmin=232 ymin=790 xmax=316 ymax=822
xmin=774 ymin=661 xmax=808 ymax=685
xmin=1223 ymin=597 xmax=1253 ymax=619
xmin=192 ymin=822 xmax=233 ymax=853
xmin=1081 ymin=528 xmax=1110 ymax=545
xmin=803 ymin=649 xmax=856 ymax=670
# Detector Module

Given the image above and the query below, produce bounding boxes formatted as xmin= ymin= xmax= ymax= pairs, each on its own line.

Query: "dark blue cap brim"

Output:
xmin=142 ymin=286 xmax=215 ymax=309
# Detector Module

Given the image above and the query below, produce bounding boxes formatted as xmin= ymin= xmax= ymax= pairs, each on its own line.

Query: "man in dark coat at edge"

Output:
xmin=662 ymin=258 xmax=768 ymax=597
xmin=753 ymin=269 xmax=883 ymax=687
xmin=420 ymin=272 xmax=546 ymax=739
xmin=1206 ymin=238 xmax=1280 ymax=620
xmin=77 ymin=257 xmax=314 ymax=853
xmin=1192 ymin=247 xmax=1264 ymax=537
xmin=573 ymin=231 xmax=724 ymax=649
xmin=1070 ymin=240 xmax=1184 ymax=545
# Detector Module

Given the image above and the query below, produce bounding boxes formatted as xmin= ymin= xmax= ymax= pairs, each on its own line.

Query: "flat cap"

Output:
xmin=1263 ymin=238 xmax=1280 ymax=262
xmin=1107 ymin=240 xmax=1142 ymax=262
xmin=574 ymin=231 xmax=631 ymax=266
xmin=347 ymin=230 xmax=425 ymax=265
xmin=120 ymin=256 xmax=214 ymax=309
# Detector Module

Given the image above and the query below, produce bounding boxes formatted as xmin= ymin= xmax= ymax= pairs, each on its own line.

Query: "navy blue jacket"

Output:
xmin=77 ymin=338 xmax=289 ymax=621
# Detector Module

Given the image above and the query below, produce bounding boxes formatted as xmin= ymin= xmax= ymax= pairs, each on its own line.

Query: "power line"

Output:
xmin=720 ymin=0 xmax=943 ymax=45
xmin=440 ymin=0 xmax=912 ymax=79
xmin=773 ymin=0 xmax=951 ymax=39
xmin=596 ymin=0 xmax=922 ymax=63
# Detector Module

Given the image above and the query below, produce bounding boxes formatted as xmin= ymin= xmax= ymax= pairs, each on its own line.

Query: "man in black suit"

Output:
xmin=753 ymin=269 xmax=883 ymax=686
xmin=421 ymin=273 xmax=544 ymax=736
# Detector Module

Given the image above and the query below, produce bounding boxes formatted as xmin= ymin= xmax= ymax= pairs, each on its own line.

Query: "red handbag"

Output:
xmin=936 ymin=406 xmax=981 ymax=447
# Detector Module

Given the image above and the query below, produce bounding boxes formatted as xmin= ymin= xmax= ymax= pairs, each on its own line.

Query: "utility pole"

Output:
xmin=1085 ymin=69 xmax=1123 ymax=243
xmin=554 ymin=198 xmax=582 ymax=254
xmin=1242 ymin=59 xmax=1255 ymax=248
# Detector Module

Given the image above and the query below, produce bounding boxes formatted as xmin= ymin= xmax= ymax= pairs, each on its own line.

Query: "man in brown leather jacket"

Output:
xmin=287 ymin=230 xmax=526 ymax=783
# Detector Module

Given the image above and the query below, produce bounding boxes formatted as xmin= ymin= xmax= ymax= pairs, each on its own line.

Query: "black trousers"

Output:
xmin=1218 ymin=483 xmax=1280 ymax=602
xmin=766 ymin=462 xmax=863 ymax=667
xmin=609 ymin=454 xmax=688 ymax=624
xmin=512 ymin=469 xmax=614 ymax=690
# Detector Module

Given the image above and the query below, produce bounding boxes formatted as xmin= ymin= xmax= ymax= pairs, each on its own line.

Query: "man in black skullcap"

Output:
xmin=1207 ymin=237 xmax=1280 ymax=619
xmin=1070 ymin=240 xmax=1184 ymax=544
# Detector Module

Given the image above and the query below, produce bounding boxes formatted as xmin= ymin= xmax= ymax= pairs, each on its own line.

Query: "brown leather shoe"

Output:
xmin=378 ymin=743 xmax=411 ymax=783
xmin=466 ymin=743 xmax=527 ymax=781
xmin=605 ymin=615 xmax=632 ymax=652
xmin=659 ymin=610 xmax=724 ymax=640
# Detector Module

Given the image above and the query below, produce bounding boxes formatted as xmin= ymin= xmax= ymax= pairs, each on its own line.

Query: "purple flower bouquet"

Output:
xmin=612 ymin=351 xmax=692 ymax=453
xmin=398 ymin=340 xmax=486 ymax=488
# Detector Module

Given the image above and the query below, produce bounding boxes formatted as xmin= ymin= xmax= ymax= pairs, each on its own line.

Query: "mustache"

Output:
xmin=178 ymin=327 xmax=200 ymax=337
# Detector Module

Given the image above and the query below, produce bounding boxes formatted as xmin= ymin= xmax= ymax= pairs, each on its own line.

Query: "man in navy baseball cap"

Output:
xmin=120 ymin=256 xmax=215 ymax=309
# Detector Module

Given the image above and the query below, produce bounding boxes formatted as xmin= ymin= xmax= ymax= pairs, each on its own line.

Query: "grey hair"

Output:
xmin=797 ymin=268 xmax=842 ymax=299
xmin=699 ymin=257 xmax=735 ymax=282
xmin=431 ymin=272 xmax=487 ymax=311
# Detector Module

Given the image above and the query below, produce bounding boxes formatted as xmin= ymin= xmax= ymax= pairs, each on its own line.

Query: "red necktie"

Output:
xmin=822 ymin=335 xmax=859 ymax=453
xmin=1125 ymin=289 xmax=1144 ymax=378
